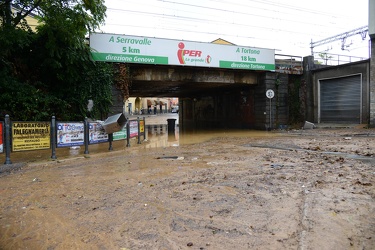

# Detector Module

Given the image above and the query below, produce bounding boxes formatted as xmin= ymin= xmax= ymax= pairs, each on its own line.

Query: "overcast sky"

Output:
xmin=98 ymin=0 xmax=369 ymax=58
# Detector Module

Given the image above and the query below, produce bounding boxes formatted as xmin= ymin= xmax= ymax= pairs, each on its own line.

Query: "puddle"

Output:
xmin=246 ymin=144 xmax=375 ymax=163
xmin=321 ymin=151 xmax=375 ymax=163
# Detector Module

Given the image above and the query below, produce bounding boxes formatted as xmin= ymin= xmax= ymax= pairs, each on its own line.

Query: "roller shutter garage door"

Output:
xmin=320 ymin=75 xmax=361 ymax=123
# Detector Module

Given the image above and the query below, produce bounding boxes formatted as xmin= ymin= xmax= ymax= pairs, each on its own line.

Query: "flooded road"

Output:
xmin=0 ymin=121 xmax=374 ymax=249
xmin=1 ymin=113 xmax=277 ymax=165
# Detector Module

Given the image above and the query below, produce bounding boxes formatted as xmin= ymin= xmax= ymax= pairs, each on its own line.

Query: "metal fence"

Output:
xmin=1 ymin=115 xmax=146 ymax=165
xmin=313 ymin=52 xmax=368 ymax=66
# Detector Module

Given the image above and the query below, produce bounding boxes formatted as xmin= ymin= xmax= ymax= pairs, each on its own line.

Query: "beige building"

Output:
xmin=12 ymin=6 xmax=40 ymax=31
xmin=125 ymin=97 xmax=178 ymax=115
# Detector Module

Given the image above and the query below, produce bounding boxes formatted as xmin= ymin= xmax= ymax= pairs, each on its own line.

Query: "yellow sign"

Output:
xmin=139 ymin=120 xmax=145 ymax=133
xmin=12 ymin=122 xmax=50 ymax=151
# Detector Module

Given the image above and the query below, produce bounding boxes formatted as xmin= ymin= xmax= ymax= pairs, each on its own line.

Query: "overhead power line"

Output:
xmin=102 ymin=0 xmax=369 ymax=57
xmin=107 ymin=8 xmax=321 ymax=37
xmin=109 ymin=0 xmax=359 ymax=32
xmin=310 ymin=26 xmax=368 ymax=55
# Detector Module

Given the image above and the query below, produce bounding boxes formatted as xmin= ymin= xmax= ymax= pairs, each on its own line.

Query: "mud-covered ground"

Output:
xmin=0 ymin=128 xmax=374 ymax=250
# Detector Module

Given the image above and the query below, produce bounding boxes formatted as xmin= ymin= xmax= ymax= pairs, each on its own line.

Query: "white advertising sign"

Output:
xmin=90 ymin=33 xmax=275 ymax=71
xmin=129 ymin=120 xmax=138 ymax=138
xmin=89 ymin=122 xmax=108 ymax=144
xmin=57 ymin=122 xmax=84 ymax=147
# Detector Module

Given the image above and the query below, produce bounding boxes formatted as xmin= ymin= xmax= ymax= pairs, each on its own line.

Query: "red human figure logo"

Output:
xmin=206 ymin=55 xmax=212 ymax=64
xmin=177 ymin=42 xmax=185 ymax=64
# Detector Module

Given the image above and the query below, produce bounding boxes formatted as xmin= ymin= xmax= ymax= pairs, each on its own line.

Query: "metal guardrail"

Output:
xmin=313 ymin=52 xmax=368 ymax=66
xmin=274 ymin=52 xmax=369 ymax=74
xmin=1 ymin=115 xmax=146 ymax=164
xmin=275 ymin=54 xmax=303 ymax=75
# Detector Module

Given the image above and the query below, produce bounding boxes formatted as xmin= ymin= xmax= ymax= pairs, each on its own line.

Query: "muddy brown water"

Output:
xmin=1 ymin=125 xmax=277 ymax=165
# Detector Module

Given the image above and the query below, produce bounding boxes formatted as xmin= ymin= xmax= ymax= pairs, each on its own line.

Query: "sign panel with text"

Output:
xmin=89 ymin=122 xmax=108 ymax=144
xmin=90 ymin=33 xmax=275 ymax=71
xmin=57 ymin=122 xmax=84 ymax=147
xmin=129 ymin=120 xmax=138 ymax=138
xmin=12 ymin=122 xmax=50 ymax=152
xmin=113 ymin=126 xmax=127 ymax=141
xmin=139 ymin=120 xmax=145 ymax=134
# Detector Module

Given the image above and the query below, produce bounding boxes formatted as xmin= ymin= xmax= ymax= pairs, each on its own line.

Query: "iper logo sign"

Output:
xmin=177 ymin=42 xmax=212 ymax=65
xmin=90 ymin=33 xmax=275 ymax=71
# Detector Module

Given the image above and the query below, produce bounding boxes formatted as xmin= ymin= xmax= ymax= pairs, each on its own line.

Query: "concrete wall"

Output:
xmin=108 ymin=86 xmax=125 ymax=116
xmin=303 ymin=56 xmax=315 ymax=122
xmin=253 ymin=72 xmax=290 ymax=129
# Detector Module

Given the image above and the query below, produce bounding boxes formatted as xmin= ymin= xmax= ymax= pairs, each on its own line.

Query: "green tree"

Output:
xmin=0 ymin=0 xmax=113 ymax=121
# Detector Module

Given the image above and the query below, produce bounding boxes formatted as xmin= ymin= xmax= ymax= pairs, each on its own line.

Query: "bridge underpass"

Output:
xmin=89 ymin=33 xmax=303 ymax=130
xmin=123 ymin=63 xmax=295 ymax=130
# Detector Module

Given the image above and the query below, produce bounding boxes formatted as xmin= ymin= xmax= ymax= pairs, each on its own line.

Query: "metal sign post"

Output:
xmin=266 ymin=89 xmax=275 ymax=130
xmin=4 ymin=115 xmax=12 ymax=164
